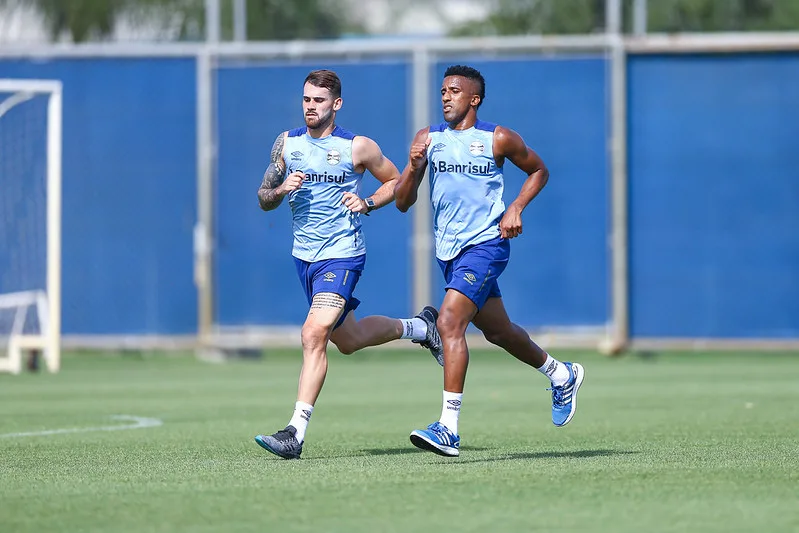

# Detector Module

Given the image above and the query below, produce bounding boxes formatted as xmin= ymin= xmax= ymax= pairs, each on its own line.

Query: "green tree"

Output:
xmin=449 ymin=0 xmax=604 ymax=36
xmin=448 ymin=0 xmax=799 ymax=36
xmin=0 ymin=0 xmax=362 ymax=43
xmin=648 ymin=0 xmax=799 ymax=32
xmin=0 ymin=0 xmax=122 ymax=42
xmin=222 ymin=0 xmax=364 ymax=41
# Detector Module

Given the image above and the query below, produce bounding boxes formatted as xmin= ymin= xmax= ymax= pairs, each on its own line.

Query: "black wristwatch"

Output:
xmin=364 ymin=197 xmax=376 ymax=214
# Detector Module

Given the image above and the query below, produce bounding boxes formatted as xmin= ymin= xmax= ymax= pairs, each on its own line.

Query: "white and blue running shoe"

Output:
xmin=549 ymin=362 xmax=585 ymax=427
xmin=409 ymin=421 xmax=460 ymax=457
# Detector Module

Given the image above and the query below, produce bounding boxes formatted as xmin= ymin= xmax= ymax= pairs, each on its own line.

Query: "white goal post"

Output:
xmin=0 ymin=79 xmax=62 ymax=374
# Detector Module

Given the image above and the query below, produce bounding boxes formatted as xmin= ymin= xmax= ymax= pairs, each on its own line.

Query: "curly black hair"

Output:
xmin=444 ymin=65 xmax=485 ymax=108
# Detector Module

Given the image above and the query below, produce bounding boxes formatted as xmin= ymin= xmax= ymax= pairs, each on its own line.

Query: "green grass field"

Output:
xmin=2 ymin=349 xmax=798 ymax=533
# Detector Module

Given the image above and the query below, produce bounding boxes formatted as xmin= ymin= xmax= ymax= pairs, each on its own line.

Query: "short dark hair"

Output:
xmin=304 ymin=69 xmax=342 ymax=98
xmin=444 ymin=65 xmax=485 ymax=108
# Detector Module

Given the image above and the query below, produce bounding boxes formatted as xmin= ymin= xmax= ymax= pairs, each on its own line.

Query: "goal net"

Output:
xmin=0 ymin=79 xmax=61 ymax=374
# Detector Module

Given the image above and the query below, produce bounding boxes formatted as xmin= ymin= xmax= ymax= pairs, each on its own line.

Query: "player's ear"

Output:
xmin=471 ymin=94 xmax=481 ymax=108
xmin=333 ymin=97 xmax=343 ymax=111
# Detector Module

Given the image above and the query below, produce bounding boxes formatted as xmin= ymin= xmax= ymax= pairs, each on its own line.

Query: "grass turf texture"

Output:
xmin=1 ymin=349 xmax=798 ymax=533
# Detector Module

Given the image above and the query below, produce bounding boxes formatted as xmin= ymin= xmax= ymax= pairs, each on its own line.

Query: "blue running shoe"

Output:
xmin=254 ymin=425 xmax=303 ymax=459
xmin=413 ymin=306 xmax=444 ymax=367
xmin=549 ymin=362 xmax=585 ymax=427
xmin=409 ymin=421 xmax=460 ymax=457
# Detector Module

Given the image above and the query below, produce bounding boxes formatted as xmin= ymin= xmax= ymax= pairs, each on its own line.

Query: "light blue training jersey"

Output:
xmin=427 ymin=120 xmax=505 ymax=261
xmin=282 ymin=125 xmax=366 ymax=262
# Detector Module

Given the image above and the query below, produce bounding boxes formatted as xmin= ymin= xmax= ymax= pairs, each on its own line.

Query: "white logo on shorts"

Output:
xmin=469 ymin=141 xmax=485 ymax=155
xmin=463 ymin=272 xmax=477 ymax=285
xmin=323 ymin=272 xmax=336 ymax=281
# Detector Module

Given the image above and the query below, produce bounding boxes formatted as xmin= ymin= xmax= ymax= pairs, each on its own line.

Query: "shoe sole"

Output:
xmin=418 ymin=307 xmax=445 ymax=367
xmin=555 ymin=362 xmax=585 ymax=427
xmin=254 ymin=435 xmax=301 ymax=460
xmin=409 ymin=431 xmax=459 ymax=457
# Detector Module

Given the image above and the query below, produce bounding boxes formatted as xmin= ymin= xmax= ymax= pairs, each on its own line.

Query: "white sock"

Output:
xmin=439 ymin=390 xmax=462 ymax=435
xmin=537 ymin=353 xmax=570 ymax=387
xmin=399 ymin=317 xmax=428 ymax=341
xmin=287 ymin=401 xmax=314 ymax=443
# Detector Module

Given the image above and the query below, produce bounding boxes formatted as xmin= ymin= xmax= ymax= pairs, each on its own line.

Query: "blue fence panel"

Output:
xmin=215 ymin=60 xmax=412 ymax=326
xmin=0 ymin=58 xmax=198 ymax=335
xmin=0 ymin=93 xmax=48 ymax=298
xmin=629 ymin=53 xmax=799 ymax=338
xmin=429 ymin=57 xmax=609 ymax=328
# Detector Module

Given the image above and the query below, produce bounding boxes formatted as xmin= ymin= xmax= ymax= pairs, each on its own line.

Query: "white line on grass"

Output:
xmin=0 ymin=415 xmax=163 ymax=438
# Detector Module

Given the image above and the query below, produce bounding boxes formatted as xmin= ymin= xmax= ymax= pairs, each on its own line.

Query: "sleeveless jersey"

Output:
xmin=282 ymin=125 xmax=366 ymax=262
xmin=427 ymin=120 xmax=505 ymax=261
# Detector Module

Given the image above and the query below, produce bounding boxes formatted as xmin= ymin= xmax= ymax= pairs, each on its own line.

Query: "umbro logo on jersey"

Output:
xmin=431 ymin=142 xmax=446 ymax=153
xmin=463 ymin=272 xmax=477 ymax=285
xmin=291 ymin=150 xmax=303 ymax=160
xmin=323 ymin=272 xmax=336 ymax=281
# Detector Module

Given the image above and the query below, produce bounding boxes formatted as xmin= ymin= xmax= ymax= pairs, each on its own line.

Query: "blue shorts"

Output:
xmin=437 ymin=237 xmax=510 ymax=310
xmin=293 ymin=254 xmax=365 ymax=329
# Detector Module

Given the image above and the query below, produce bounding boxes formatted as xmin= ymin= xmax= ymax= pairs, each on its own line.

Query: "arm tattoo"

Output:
xmin=310 ymin=292 xmax=346 ymax=310
xmin=257 ymin=133 xmax=287 ymax=211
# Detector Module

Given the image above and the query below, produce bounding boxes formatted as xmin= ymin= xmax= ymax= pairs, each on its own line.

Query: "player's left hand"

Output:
xmin=341 ymin=192 xmax=368 ymax=214
xmin=499 ymin=207 xmax=523 ymax=239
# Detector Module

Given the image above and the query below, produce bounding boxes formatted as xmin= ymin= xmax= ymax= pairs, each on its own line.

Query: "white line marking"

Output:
xmin=0 ymin=415 xmax=163 ymax=438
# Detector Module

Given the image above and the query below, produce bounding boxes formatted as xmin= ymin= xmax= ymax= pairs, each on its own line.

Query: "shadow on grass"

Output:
xmin=358 ymin=446 xmax=491 ymax=456
xmin=453 ymin=449 xmax=639 ymax=464
xmin=296 ymin=448 xmax=637 ymax=462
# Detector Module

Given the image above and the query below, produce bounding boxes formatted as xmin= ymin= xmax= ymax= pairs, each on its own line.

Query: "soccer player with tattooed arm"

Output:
xmin=253 ymin=69 xmax=443 ymax=460
xmin=395 ymin=65 xmax=585 ymax=457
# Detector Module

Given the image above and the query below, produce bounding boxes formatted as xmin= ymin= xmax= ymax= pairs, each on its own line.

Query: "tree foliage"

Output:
xmin=449 ymin=0 xmax=799 ymax=36
xmin=4 ymin=0 xmax=799 ymax=43
xmin=0 ymin=0 xmax=361 ymax=43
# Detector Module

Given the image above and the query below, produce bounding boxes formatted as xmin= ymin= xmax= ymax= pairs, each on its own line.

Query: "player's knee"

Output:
xmin=437 ymin=308 xmax=469 ymax=340
xmin=301 ymin=323 xmax=329 ymax=351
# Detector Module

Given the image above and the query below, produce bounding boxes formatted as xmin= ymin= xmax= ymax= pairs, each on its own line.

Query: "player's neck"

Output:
xmin=307 ymin=120 xmax=336 ymax=139
xmin=448 ymin=115 xmax=477 ymax=131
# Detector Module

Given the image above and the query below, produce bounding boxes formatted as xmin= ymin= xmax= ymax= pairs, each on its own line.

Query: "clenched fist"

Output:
xmin=279 ymin=171 xmax=305 ymax=194
xmin=341 ymin=192 xmax=368 ymax=214
xmin=409 ymin=136 xmax=432 ymax=170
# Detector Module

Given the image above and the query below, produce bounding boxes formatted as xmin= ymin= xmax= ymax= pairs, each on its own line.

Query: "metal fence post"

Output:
xmin=606 ymin=0 xmax=630 ymax=353
xmin=196 ymin=48 xmax=215 ymax=342
xmin=411 ymin=47 xmax=433 ymax=314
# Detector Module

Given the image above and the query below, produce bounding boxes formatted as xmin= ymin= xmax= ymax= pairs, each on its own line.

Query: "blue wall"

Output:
xmin=628 ymin=53 xmax=799 ymax=337
xmin=0 ymin=58 xmax=197 ymax=334
xmin=2 ymin=52 xmax=797 ymax=338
